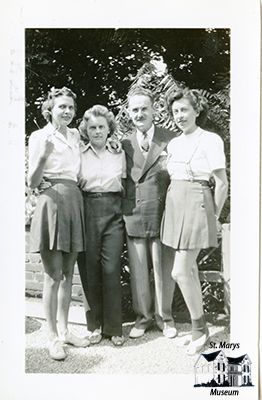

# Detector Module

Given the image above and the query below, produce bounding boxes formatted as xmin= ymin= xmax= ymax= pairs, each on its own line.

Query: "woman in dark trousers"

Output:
xmin=77 ymin=105 xmax=125 ymax=346
xmin=161 ymin=88 xmax=228 ymax=355
xmin=28 ymin=87 xmax=89 ymax=360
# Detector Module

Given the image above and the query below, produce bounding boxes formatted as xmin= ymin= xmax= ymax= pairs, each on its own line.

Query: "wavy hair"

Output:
xmin=127 ymin=86 xmax=155 ymax=106
xmin=41 ymin=86 xmax=77 ymax=122
xmin=166 ymin=88 xmax=208 ymax=126
xmin=79 ymin=104 xmax=117 ymax=138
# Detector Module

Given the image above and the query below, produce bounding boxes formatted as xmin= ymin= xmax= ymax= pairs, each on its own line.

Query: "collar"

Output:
xmin=81 ymin=141 xmax=108 ymax=155
xmin=81 ymin=138 xmax=122 ymax=154
xmin=136 ymin=124 xmax=155 ymax=140
xmin=43 ymin=122 xmax=60 ymax=135
xmin=43 ymin=122 xmax=71 ymax=146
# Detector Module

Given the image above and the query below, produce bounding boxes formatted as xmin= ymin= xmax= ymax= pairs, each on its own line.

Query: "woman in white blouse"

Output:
xmin=77 ymin=105 xmax=126 ymax=347
xmin=161 ymin=88 xmax=228 ymax=355
xmin=28 ymin=87 xmax=90 ymax=360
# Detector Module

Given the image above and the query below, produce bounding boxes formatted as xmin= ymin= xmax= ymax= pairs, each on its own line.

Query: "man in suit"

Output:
xmin=122 ymin=86 xmax=177 ymax=339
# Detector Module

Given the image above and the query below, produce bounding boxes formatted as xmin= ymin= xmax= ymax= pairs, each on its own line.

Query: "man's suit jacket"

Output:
xmin=122 ymin=125 xmax=174 ymax=238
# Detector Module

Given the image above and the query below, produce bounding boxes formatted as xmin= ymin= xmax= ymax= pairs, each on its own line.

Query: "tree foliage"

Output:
xmin=25 ymin=28 xmax=230 ymax=137
xmin=25 ymin=28 xmax=230 ymax=315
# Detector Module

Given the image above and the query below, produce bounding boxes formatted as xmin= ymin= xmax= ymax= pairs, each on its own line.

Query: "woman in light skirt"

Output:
xmin=161 ymin=88 xmax=228 ymax=355
xmin=28 ymin=87 xmax=89 ymax=360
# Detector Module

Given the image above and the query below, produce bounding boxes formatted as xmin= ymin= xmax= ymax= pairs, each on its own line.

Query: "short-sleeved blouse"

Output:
xmin=28 ymin=122 xmax=81 ymax=182
xmin=166 ymin=127 xmax=226 ymax=181
xmin=80 ymin=143 xmax=126 ymax=193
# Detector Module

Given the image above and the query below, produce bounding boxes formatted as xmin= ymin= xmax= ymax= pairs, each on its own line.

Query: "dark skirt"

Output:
xmin=160 ymin=180 xmax=218 ymax=250
xmin=30 ymin=179 xmax=85 ymax=253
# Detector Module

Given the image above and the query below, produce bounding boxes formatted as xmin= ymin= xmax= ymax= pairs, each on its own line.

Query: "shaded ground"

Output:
xmin=25 ymin=313 xmax=229 ymax=374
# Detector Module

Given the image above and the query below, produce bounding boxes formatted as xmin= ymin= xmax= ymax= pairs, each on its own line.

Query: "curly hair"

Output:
xmin=79 ymin=105 xmax=117 ymax=138
xmin=41 ymin=86 xmax=77 ymax=122
xmin=165 ymin=88 xmax=208 ymax=126
xmin=127 ymin=86 xmax=155 ymax=106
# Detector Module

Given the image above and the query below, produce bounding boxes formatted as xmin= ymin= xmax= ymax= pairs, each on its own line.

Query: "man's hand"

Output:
xmin=107 ymin=138 xmax=122 ymax=153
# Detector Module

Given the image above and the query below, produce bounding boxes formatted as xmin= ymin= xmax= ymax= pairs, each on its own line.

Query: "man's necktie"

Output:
xmin=141 ymin=132 xmax=149 ymax=152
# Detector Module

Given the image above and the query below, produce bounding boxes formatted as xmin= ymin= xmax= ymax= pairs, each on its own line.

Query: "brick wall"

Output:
xmin=25 ymin=228 xmax=84 ymax=301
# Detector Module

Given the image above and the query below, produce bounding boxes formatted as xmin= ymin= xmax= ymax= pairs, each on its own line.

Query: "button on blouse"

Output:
xmin=80 ymin=144 xmax=126 ymax=192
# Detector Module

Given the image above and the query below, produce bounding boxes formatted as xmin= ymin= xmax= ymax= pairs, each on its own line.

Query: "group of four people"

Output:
xmin=28 ymin=85 xmax=228 ymax=361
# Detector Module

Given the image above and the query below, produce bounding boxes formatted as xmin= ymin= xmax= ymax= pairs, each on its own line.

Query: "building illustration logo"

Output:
xmin=194 ymin=350 xmax=253 ymax=390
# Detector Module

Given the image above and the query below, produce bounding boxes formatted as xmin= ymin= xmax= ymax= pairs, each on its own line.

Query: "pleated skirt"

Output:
xmin=160 ymin=180 xmax=218 ymax=250
xmin=30 ymin=179 xmax=85 ymax=253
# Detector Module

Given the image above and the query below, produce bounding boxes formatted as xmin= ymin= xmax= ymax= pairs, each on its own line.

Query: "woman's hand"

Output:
xmin=78 ymin=176 xmax=88 ymax=190
xmin=216 ymin=218 xmax=222 ymax=239
xmin=39 ymin=136 xmax=55 ymax=161
xmin=36 ymin=178 xmax=52 ymax=194
xmin=212 ymin=169 xmax=228 ymax=219
xmin=27 ymin=137 xmax=54 ymax=189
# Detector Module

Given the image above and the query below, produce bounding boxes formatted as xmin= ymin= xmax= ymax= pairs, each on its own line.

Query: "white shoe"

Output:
xmin=48 ymin=338 xmax=67 ymax=360
xmin=163 ymin=324 xmax=177 ymax=339
xmin=111 ymin=335 xmax=125 ymax=346
xmin=129 ymin=327 xmax=146 ymax=339
xmin=86 ymin=328 xmax=103 ymax=344
xmin=176 ymin=334 xmax=191 ymax=347
xmin=186 ymin=332 xmax=209 ymax=356
xmin=60 ymin=331 xmax=90 ymax=348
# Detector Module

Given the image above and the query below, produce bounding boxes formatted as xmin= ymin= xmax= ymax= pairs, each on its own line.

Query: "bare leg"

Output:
xmin=191 ymin=261 xmax=203 ymax=302
xmin=172 ymin=249 xmax=209 ymax=354
xmin=57 ymin=252 xmax=78 ymax=335
xmin=171 ymin=249 xmax=203 ymax=320
xmin=40 ymin=250 xmax=63 ymax=340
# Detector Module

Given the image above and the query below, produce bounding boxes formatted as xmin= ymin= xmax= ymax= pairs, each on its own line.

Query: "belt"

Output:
xmin=83 ymin=191 xmax=122 ymax=198
xmin=173 ymin=179 xmax=210 ymax=187
xmin=45 ymin=178 xmax=77 ymax=184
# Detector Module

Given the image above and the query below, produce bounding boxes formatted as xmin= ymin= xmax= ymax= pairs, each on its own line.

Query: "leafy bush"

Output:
xmin=25 ymin=53 xmax=230 ymax=316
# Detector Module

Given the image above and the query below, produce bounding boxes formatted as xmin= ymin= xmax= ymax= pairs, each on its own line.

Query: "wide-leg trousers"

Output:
xmin=126 ymin=235 xmax=176 ymax=330
xmin=78 ymin=193 xmax=124 ymax=337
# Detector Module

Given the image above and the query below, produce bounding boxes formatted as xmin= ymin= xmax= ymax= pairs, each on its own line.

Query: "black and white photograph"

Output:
xmin=25 ymin=27 xmax=231 ymax=373
xmin=1 ymin=1 xmax=260 ymax=399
